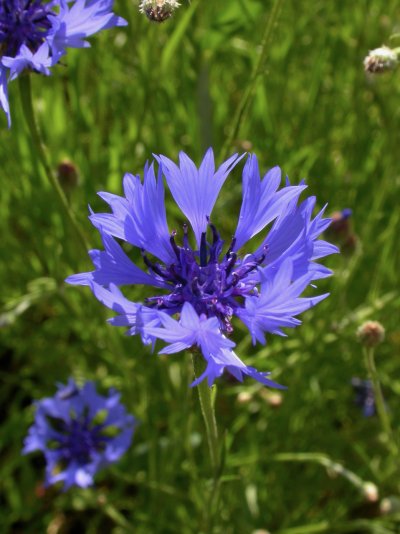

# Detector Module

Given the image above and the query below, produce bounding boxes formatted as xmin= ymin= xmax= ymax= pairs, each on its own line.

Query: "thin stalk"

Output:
xmin=191 ymin=353 xmax=223 ymax=532
xmin=276 ymin=519 xmax=393 ymax=534
xmin=192 ymin=353 xmax=219 ymax=476
xmin=272 ymin=452 xmax=376 ymax=496
xmin=18 ymin=75 xmax=89 ymax=255
xmin=364 ymin=346 xmax=398 ymax=455
xmin=220 ymin=0 xmax=285 ymax=160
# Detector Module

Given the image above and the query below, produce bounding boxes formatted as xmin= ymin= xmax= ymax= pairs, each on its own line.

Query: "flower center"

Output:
xmin=50 ymin=416 xmax=110 ymax=465
xmin=143 ymin=221 xmax=266 ymax=333
xmin=0 ymin=0 xmax=52 ymax=56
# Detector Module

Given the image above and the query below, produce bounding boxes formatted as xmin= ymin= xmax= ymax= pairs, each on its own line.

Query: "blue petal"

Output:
xmin=191 ymin=348 xmax=285 ymax=389
xmin=91 ymin=167 xmax=175 ymax=264
xmin=159 ymin=149 xmax=243 ymax=246
xmin=0 ymin=67 xmax=11 ymax=127
xmin=145 ymin=302 xmax=235 ymax=355
xmin=234 ymin=155 xmax=307 ymax=250
xmin=237 ymin=259 xmax=329 ymax=344
xmin=48 ymin=0 xmax=127 ymax=58
xmin=2 ymin=43 xmax=52 ymax=81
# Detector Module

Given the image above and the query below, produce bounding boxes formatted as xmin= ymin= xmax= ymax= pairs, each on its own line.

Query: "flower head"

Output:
xmin=139 ymin=0 xmax=180 ymax=22
xmin=357 ymin=320 xmax=385 ymax=348
xmin=67 ymin=150 xmax=338 ymax=387
xmin=363 ymin=46 xmax=399 ymax=74
xmin=0 ymin=0 xmax=127 ymax=126
xmin=23 ymin=378 xmax=136 ymax=490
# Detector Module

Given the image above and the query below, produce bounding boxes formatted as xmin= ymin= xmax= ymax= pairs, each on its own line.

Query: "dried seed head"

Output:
xmin=364 ymin=46 xmax=398 ymax=74
xmin=139 ymin=0 xmax=180 ymax=22
xmin=357 ymin=321 xmax=385 ymax=348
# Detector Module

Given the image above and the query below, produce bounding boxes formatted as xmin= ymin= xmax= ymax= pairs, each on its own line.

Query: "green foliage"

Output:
xmin=1 ymin=0 xmax=400 ymax=532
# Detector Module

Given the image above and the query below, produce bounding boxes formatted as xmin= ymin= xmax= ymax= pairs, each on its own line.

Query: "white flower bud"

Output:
xmin=364 ymin=46 xmax=398 ymax=74
xmin=139 ymin=0 xmax=180 ymax=22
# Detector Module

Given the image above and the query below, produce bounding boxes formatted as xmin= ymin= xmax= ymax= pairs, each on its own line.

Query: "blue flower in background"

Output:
xmin=0 ymin=0 xmax=127 ymax=125
xmin=351 ymin=377 xmax=376 ymax=417
xmin=67 ymin=150 xmax=338 ymax=387
xmin=23 ymin=379 xmax=136 ymax=489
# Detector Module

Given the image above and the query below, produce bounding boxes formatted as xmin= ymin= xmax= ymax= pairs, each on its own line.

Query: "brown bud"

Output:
xmin=56 ymin=160 xmax=79 ymax=192
xmin=357 ymin=321 xmax=385 ymax=347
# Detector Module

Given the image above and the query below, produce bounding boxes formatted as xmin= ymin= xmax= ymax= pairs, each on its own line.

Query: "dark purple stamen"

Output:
xmin=0 ymin=0 xmax=52 ymax=56
xmin=169 ymin=230 xmax=180 ymax=261
xmin=141 ymin=220 xmax=266 ymax=333
xmin=199 ymin=231 xmax=208 ymax=267
xmin=48 ymin=415 xmax=111 ymax=465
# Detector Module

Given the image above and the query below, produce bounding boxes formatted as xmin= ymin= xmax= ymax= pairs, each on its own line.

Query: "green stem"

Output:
xmin=18 ymin=75 xmax=89 ymax=255
xmin=364 ymin=346 xmax=398 ymax=455
xmin=192 ymin=353 xmax=219 ymax=476
xmin=192 ymin=353 xmax=222 ymax=531
xmin=220 ymin=0 xmax=285 ymax=160
xmin=272 ymin=453 xmax=376 ymax=496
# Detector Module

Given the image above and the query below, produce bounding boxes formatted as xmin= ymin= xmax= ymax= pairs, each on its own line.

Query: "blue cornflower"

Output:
xmin=0 ymin=0 xmax=127 ymax=125
xmin=351 ymin=377 xmax=376 ymax=417
xmin=67 ymin=150 xmax=338 ymax=387
xmin=23 ymin=378 xmax=136 ymax=489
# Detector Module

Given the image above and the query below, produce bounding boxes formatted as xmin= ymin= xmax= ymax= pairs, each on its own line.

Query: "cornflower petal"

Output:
xmin=66 ymin=231 xmax=168 ymax=288
xmin=2 ymin=43 xmax=52 ymax=80
xmin=237 ymin=259 xmax=329 ymax=344
xmin=48 ymin=0 xmax=127 ymax=56
xmin=145 ymin=302 xmax=235 ymax=355
xmin=191 ymin=348 xmax=285 ymax=389
xmin=234 ymin=155 xmax=307 ymax=250
xmin=91 ymin=166 xmax=175 ymax=264
xmin=158 ymin=149 xmax=243 ymax=246
xmin=0 ymin=67 xmax=10 ymax=126
xmin=89 ymin=282 xmax=162 ymax=345
xmin=145 ymin=302 xmax=282 ymax=387
xmin=257 ymin=196 xmax=339 ymax=281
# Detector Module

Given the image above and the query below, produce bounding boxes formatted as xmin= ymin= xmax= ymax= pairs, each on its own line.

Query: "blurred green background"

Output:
xmin=1 ymin=0 xmax=400 ymax=532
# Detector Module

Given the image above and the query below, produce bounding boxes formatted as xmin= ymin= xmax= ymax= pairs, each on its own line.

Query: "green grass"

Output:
xmin=1 ymin=0 xmax=400 ymax=532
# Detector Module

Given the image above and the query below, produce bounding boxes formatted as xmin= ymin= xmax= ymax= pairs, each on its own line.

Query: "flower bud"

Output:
xmin=363 ymin=482 xmax=379 ymax=503
xmin=259 ymin=389 xmax=283 ymax=407
xmin=56 ymin=159 xmax=79 ymax=193
xmin=139 ymin=0 xmax=180 ymax=22
xmin=364 ymin=46 xmax=398 ymax=74
xmin=237 ymin=391 xmax=253 ymax=404
xmin=380 ymin=496 xmax=400 ymax=515
xmin=328 ymin=209 xmax=352 ymax=238
xmin=325 ymin=208 xmax=358 ymax=255
xmin=357 ymin=321 xmax=385 ymax=347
